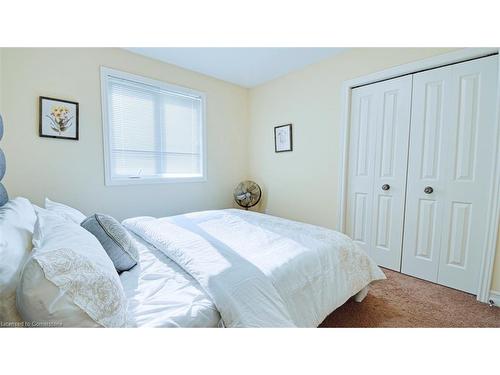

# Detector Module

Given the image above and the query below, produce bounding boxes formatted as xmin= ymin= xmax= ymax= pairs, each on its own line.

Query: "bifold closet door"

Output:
xmin=402 ymin=55 xmax=498 ymax=293
xmin=346 ymin=76 xmax=412 ymax=270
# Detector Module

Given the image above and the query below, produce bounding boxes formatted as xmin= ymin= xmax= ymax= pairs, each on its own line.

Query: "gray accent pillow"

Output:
xmin=81 ymin=214 xmax=138 ymax=272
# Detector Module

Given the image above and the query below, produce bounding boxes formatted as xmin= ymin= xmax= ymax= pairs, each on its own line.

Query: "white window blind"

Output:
xmin=101 ymin=68 xmax=206 ymax=185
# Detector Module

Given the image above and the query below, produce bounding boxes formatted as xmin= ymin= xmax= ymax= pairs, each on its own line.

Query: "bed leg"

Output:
xmin=354 ymin=286 xmax=369 ymax=302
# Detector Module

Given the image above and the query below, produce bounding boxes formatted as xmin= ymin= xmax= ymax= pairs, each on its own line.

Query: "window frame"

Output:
xmin=100 ymin=66 xmax=207 ymax=186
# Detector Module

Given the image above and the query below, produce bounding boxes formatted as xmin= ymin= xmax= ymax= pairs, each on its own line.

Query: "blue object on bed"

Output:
xmin=0 ymin=149 xmax=5 ymax=181
xmin=0 ymin=112 xmax=3 ymax=140
xmin=0 ymin=113 xmax=8 ymax=207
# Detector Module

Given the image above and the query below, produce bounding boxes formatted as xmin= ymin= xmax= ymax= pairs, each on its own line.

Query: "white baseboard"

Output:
xmin=488 ymin=290 xmax=500 ymax=307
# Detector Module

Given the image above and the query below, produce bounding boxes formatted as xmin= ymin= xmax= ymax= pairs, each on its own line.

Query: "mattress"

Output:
xmin=120 ymin=234 xmax=221 ymax=327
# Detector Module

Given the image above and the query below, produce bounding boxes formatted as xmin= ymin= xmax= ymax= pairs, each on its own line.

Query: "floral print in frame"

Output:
xmin=39 ymin=96 xmax=79 ymax=140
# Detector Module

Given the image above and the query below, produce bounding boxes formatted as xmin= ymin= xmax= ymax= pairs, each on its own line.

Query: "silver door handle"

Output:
xmin=382 ymin=184 xmax=390 ymax=191
xmin=424 ymin=186 xmax=434 ymax=194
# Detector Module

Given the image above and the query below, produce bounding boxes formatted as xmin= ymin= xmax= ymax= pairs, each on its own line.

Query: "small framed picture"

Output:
xmin=39 ymin=96 xmax=79 ymax=140
xmin=274 ymin=124 xmax=293 ymax=152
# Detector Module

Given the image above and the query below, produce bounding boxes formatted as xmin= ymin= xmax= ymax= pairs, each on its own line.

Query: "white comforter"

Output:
xmin=119 ymin=234 xmax=221 ymax=327
xmin=123 ymin=209 xmax=384 ymax=327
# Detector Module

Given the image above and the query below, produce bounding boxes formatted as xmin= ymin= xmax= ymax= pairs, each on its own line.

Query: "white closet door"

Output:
xmin=369 ymin=76 xmax=413 ymax=270
xmin=346 ymin=76 xmax=412 ymax=270
xmin=401 ymin=67 xmax=451 ymax=281
xmin=345 ymin=83 xmax=378 ymax=255
xmin=402 ymin=55 xmax=498 ymax=293
xmin=437 ymin=56 xmax=498 ymax=293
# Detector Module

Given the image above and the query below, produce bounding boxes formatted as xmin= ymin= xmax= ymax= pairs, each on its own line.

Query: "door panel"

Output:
xmin=355 ymin=96 xmax=372 ymax=177
xmin=369 ymin=76 xmax=412 ymax=270
xmin=402 ymin=55 xmax=498 ymax=293
xmin=437 ymin=56 xmax=498 ymax=293
xmin=414 ymin=198 xmax=437 ymax=260
xmin=445 ymin=202 xmax=471 ymax=268
xmin=420 ymin=81 xmax=444 ymax=180
xmin=352 ymin=193 xmax=368 ymax=242
xmin=454 ymin=74 xmax=479 ymax=181
xmin=375 ymin=195 xmax=392 ymax=248
xmin=402 ymin=68 xmax=450 ymax=281
xmin=346 ymin=87 xmax=378 ymax=254
xmin=346 ymin=76 xmax=412 ymax=270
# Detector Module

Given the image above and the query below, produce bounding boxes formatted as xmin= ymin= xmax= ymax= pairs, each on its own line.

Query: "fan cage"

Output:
xmin=233 ymin=181 xmax=262 ymax=210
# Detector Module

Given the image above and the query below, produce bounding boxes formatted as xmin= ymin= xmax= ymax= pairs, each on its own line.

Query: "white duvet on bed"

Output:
xmin=120 ymin=234 xmax=221 ymax=327
xmin=123 ymin=209 xmax=385 ymax=328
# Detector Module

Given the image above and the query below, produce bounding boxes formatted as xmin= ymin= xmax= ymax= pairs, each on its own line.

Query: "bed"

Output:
xmin=0 ymin=121 xmax=385 ymax=327
xmin=118 ymin=209 xmax=385 ymax=327
xmin=1 ymin=199 xmax=385 ymax=327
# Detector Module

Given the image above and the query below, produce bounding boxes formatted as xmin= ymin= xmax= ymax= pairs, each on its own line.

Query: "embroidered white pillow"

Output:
xmin=17 ymin=209 xmax=127 ymax=327
xmin=0 ymin=197 xmax=37 ymax=323
xmin=44 ymin=197 xmax=86 ymax=225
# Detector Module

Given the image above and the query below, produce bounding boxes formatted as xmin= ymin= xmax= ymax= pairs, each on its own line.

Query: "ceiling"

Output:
xmin=126 ymin=48 xmax=346 ymax=88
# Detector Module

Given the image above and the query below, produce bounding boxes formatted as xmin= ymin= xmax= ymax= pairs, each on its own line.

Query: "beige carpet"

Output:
xmin=320 ymin=268 xmax=500 ymax=328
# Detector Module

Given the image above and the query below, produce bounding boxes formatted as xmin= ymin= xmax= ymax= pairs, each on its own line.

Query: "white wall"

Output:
xmin=0 ymin=48 xmax=248 ymax=220
xmin=247 ymin=47 xmax=500 ymax=292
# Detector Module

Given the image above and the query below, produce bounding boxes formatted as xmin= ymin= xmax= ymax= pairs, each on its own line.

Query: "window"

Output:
xmin=101 ymin=67 xmax=206 ymax=185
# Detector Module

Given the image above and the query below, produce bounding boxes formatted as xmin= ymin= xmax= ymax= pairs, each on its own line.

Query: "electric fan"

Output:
xmin=233 ymin=180 xmax=261 ymax=210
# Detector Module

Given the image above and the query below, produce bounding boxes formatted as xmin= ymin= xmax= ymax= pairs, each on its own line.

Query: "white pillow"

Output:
xmin=0 ymin=197 xmax=37 ymax=324
xmin=17 ymin=209 xmax=127 ymax=327
xmin=44 ymin=198 xmax=86 ymax=225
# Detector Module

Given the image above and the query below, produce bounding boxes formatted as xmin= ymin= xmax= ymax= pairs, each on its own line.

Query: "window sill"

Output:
xmin=105 ymin=175 xmax=207 ymax=186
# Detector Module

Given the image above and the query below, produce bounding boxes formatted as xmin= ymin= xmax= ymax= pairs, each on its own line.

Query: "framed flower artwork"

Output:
xmin=39 ymin=96 xmax=79 ymax=140
xmin=274 ymin=123 xmax=292 ymax=152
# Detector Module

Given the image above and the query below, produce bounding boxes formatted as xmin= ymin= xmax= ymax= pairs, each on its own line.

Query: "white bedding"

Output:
xmin=123 ymin=209 xmax=385 ymax=328
xmin=120 ymin=235 xmax=221 ymax=327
